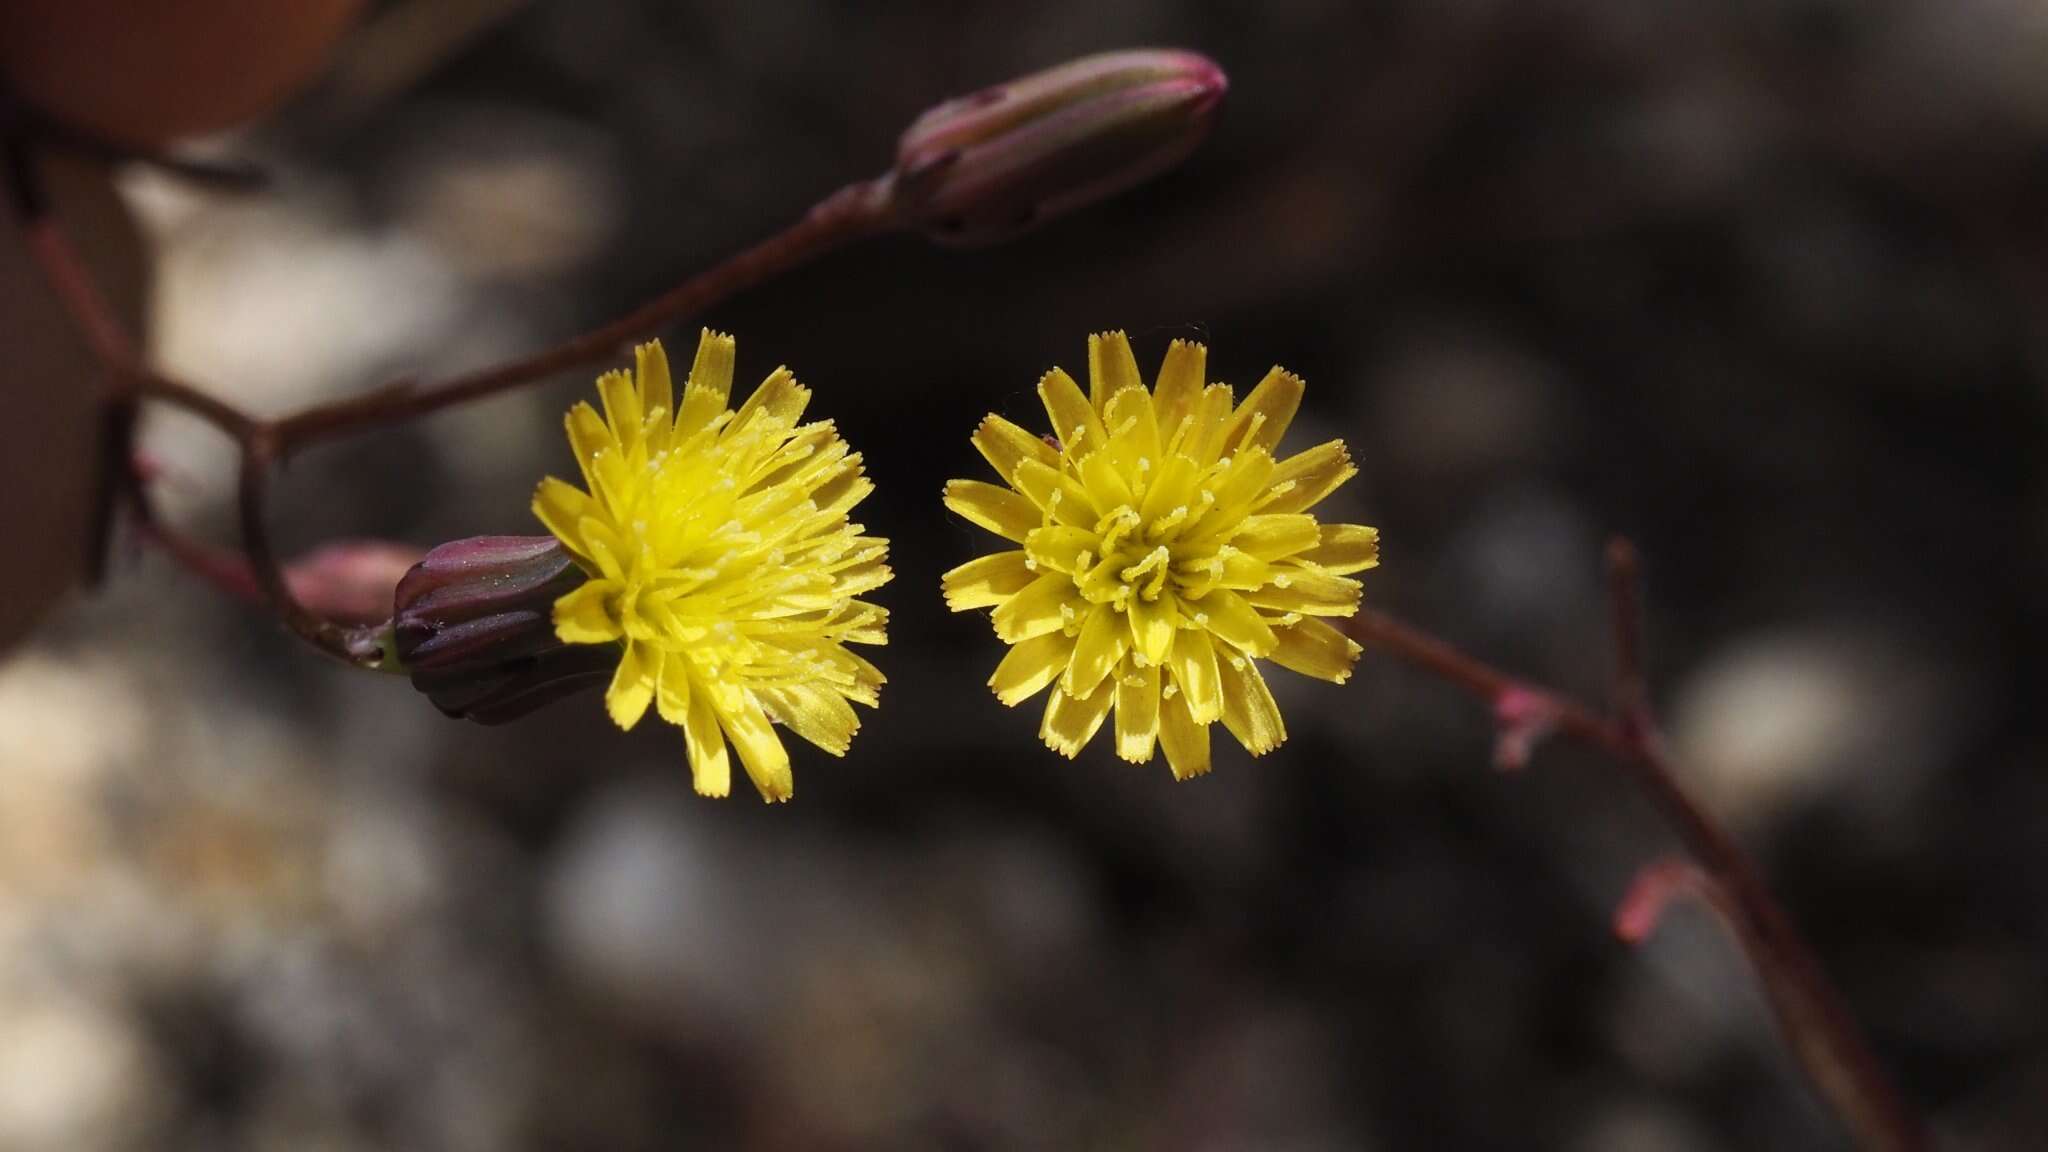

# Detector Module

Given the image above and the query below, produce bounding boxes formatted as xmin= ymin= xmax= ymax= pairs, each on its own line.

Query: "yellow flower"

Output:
xmin=533 ymin=330 xmax=890 ymax=802
xmin=943 ymin=332 xmax=1378 ymax=778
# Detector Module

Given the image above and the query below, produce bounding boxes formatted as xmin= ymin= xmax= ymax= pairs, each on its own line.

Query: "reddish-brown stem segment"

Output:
xmin=1346 ymin=549 xmax=1927 ymax=1152
xmin=269 ymin=176 xmax=899 ymax=451
xmin=13 ymin=138 xmax=898 ymax=662
xmin=10 ymin=105 xmax=1923 ymax=1150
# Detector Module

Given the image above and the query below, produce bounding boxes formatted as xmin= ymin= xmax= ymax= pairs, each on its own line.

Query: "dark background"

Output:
xmin=4 ymin=1 xmax=2045 ymax=1149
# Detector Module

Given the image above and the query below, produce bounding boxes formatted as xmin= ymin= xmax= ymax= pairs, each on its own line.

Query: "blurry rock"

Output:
xmin=547 ymin=781 xmax=1106 ymax=1145
xmin=0 ymin=651 xmax=148 ymax=895
xmin=1569 ymin=1097 xmax=1716 ymax=1152
xmin=1375 ymin=328 xmax=1562 ymax=482
xmin=1160 ymin=1003 xmax=1351 ymax=1152
xmin=140 ymin=179 xmax=461 ymax=414
xmin=1444 ymin=487 xmax=1603 ymax=654
xmin=544 ymin=783 xmax=793 ymax=1033
xmin=390 ymin=104 xmax=621 ymax=283
xmin=1668 ymin=626 xmax=1949 ymax=833
xmin=130 ymin=172 xmax=465 ymax=522
xmin=0 ymin=995 xmax=162 ymax=1152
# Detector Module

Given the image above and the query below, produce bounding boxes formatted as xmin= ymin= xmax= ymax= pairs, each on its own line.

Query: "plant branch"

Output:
xmin=268 ymin=175 xmax=900 ymax=452
xmin=1345 ymin=542 xmax=1927 ymax=1152
xmin=11 ymin=114 xmax=902 ymax=662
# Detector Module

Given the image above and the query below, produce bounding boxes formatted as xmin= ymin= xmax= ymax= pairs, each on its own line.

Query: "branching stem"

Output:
xmin=1346 ymin=547 xmax=1927 ymax=1152
xmin=7 ymin=101 xmax=1926 ymax=1152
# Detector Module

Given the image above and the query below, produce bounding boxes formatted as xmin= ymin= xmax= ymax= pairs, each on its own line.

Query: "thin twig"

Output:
xmin=269 ymin=176 xmax=900 ymax=451
xmin=1606 ymin=538 xmax=1649 ymax=731
xmin=12 ymin=116 xmax=900 ymax=662
xmin=1346 ymin=546 xmax=1928 ymax=1152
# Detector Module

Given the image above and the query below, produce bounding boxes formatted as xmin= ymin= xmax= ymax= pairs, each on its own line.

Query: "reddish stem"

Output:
xmin=269 ymin=176 xmax=898 ymax=451
xmin=12 ymin=131 xmax=897 ymax=662
xmin=1346 ymin=549 xmax=1927 ymax=1152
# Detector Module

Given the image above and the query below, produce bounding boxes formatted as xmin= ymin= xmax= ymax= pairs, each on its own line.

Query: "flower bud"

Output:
xmin=891 ymin=49 xmax=1227 ymax=247
xmin=392 ymin=535 xmax=613 ymax=725
xmin=285 ymin=538 xmax=425 ymax=625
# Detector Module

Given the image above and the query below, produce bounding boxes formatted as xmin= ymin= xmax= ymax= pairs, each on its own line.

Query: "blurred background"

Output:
xmin=3 ymin=1 xmax=2046 ymax=1149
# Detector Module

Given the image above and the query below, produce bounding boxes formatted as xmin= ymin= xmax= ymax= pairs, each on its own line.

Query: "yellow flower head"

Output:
xmin=533 ymin=331 xmax=890 ymax=802
xmin=943 ymin=332 xmax=1378 ymax=778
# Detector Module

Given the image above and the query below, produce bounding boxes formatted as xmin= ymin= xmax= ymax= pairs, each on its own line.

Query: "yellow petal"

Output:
xmin=606 ymin=640 xmax=654 ymax=729
xmin=1150 ymin=339 xmax=1206 ymax=439
xmin=635 ymin=340 xmax=674 ymax=429
xmin=1128 ymin=590 xmax=1179 ymax=667
xmin=989 ymin=631 xmax=1074 ymax=706
xmin=576 ymin=515 xmax=626 ymax=581
xmin=1243 ymin=569 xmax=1361 ymax=616
xmin=1038 ymin=367 xmax=1108 ymax=458
xmin=1167 ymin=628 xmax=1223 ymax=723
xmin=1206 ymin=447 xmax=1277 ymax=517
xmin=654 ymin=647 xmax=691 ymax=724
xmin=1157 ymin=687 xmax=1211 ymax=780
xmin=1088 ymin=330 xmax=1144 ymax=409
xmin=730 ymin=366 xmax=810 ymax=435
xmin=678 ymin=328 xmax=736 ymax=433
xmin=1216 ymin=651 xmax=1287 ymax=755
xmin=944 ymin=479 xmax=1041 ymax=542
xmin=973 ymin=413 xmax=1060 ymax=484
xmin=683 ymin=684 xmax=731 ymax=797
xmin=566 ymin=401 xmax=616 ymax=496
xmin=532 ymin=476 xmax=597 ymax=563
xmin=1012 ymin=458 xmax=1100 ymax=528
xmin=721 ymin=691 xmax=794 ymax=802
xmin=1231 ymin=514 xmax=1322 ymax=561
xmin=1076 ymin=448 xmax=1135 ymax=511
xmin=759 ymin=683 xmax=860 ymax=756
xmin=596 ymin=369 xmax=642 ymax=449
xmin=1301 ymin=523 xmax=1380 ymax=574
xmin=1188 ymin=546 xmax=1270 ymax=592
xmin=554 ymin=580 xmax=621 ymax=644
xmin=1269 ymin=617 xmax=1364 ymax=684
xmin=1222 ymin=367 xmax=1304 ymax=457
xmin=1040 ymin=678 xmax=1115 ymax=758
xmin=1023 ymin=525 xmax=1101 ymax=575
xmin=1137 ymin=451 xmax=1201 ymax=524
xmin=810 ymin=470 xmax=873 ymax=521
xmin=1187 ymin=589 xmax=1277 ymax=656
xmin=1182 ymin=383 xmax=1235 ymax=465
xmin=942 ymin=550 xmax=1036 ymax=610
xmin=816 ymin=645 xmax=886 ymax=706
xmin=1062 ymin=602 xmax=1130 ymax=697
xmin=1102 ymin=377 xmax=1160 ymax=463
xmin=1265 ymin=440 xmax=1356 ymax=514
xmin=835 ymin=557 xmax=892 ymax=598
xmin=1115 ymin=661 xmax=1161 ymax=763
xmin=992 ymin=572 xmax=1080 ymax=643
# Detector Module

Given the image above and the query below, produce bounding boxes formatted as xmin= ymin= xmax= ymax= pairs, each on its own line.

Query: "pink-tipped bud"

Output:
xmin=285 ymin=539 xmax=425 ymax=625
xmin=392 ymin=536 xmax=611 ymax=725
xmin=892 ymin=48 xmax=1227 ymax=247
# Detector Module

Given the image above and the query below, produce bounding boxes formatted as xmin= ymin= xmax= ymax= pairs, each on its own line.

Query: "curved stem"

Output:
xmin=269 ymin=175 xmax=899 ymax=452
xmin=14 ymin=128 xmax=898 ymax=660
xmin=1345 ymin=547 xmax=1927 ymax=1152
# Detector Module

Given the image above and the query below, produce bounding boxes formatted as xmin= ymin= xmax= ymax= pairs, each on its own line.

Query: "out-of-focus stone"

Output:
xmin=0 ymin=994 xmax=163 ymax=1152
xmin=1569 ymin=1098 xmax=1716 ymax=1152
xmin=391 ymin=104 xmax=621 ymax=282
xmin=1669 ymin=626 xmax=1949 ymax=833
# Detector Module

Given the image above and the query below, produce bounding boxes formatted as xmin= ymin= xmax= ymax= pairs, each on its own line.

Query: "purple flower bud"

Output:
xmin=392 ymin=535 xmax=612 ymax=725
xmin=892 ymin=48 xmax=1227 ymax=247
